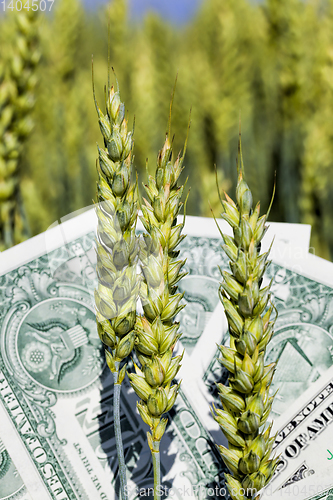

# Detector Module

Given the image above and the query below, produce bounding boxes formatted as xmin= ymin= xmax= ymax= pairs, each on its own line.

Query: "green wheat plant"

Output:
xmin=212 ymin=131 xmax=279 ymax=500
xmin=128 ymin=107 xmax=189 ymax=500
xmin=93 ymin=72 xmax=139 ymax=500
xmin=0 ymin=10 xmax=39 ymax=249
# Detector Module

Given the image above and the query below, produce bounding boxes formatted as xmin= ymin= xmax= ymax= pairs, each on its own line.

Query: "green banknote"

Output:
xmin=186 ymin=246 xmax=333 ymax=422
xmin=175 ymin=226 xmax=333 ymax=499
xmin=260 ymin=364 xmax=333 ymax=499
xmin=0 ymin=212 xmax=230 ymax=500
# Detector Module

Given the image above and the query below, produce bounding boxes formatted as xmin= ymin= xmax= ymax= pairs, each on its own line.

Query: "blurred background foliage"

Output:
xmin=0 ymin=0 xmax=332 ymax=258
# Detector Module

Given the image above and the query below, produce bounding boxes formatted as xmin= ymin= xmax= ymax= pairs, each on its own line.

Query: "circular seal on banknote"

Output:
xmin=15 ymin=298 xmax=103 ymax=393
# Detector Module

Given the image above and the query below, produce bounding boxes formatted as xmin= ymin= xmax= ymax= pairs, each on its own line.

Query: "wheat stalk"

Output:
xmin=93 ymin=71 xmax=139 ymax=500
xmin=0 ymin=10 xmax=39 ymax=250
xmin=212 ymin=129 xmax=279 ymax=500
xmin=128 ymin=101 xmax=189 ymax=499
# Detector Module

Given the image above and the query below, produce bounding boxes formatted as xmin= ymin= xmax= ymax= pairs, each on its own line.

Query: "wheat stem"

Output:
xmin=113 ymin=365 xmax=128 ymax=500
xmin=152 ymin=441 xmax=161 ymax=500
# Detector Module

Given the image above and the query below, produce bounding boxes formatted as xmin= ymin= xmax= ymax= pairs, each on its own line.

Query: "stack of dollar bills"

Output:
xmin=1 ymin=209 xmax=333 ymax=500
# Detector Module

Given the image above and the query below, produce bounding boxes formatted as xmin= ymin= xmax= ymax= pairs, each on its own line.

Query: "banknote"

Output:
xmin=259 ymin=364 xmax=333 ymax=498
xmin=186 ymin=248 xmax=333 ymax=423
xmin=0 ymin=212 xmax=233 ymax=500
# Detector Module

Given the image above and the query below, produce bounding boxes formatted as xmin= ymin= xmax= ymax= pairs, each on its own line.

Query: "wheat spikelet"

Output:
xmin=128 ymin=104 xmax=189 ymax=497
xmin=129 ymin=136 xmax=188 ymax=438
xmin=212 ymin=131 xmax=279 ymax=500
xmin=93 ymin=73 xmax=139 ymax=500
xmin=0 ymin=10 xmax=39 ymax=249
xmin=93 ymin=74 xmax=139 ymax=376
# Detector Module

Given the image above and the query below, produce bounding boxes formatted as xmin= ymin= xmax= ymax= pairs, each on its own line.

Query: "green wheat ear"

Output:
xmin=93 ymin=68 xmax=139 ymax=500
xmin=0 ymin=10 xmax=40 ymax=250
xmin=212 ymin=127 xmax=279 ymax=500
xmin=128 ymin=91 xmax=190 ymax=500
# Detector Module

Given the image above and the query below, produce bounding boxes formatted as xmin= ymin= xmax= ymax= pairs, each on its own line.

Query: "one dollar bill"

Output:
xmin=260 ymin=364 xmax=333 ymax=498
xmin=185 ymin=249 xmax=333 ymax=423
xmin=0 ymin=211 xmax=231 ymax=500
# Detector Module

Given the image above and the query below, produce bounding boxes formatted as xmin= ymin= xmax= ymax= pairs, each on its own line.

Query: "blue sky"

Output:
xmin=83 ymin=0 xmax=203 ymax=24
